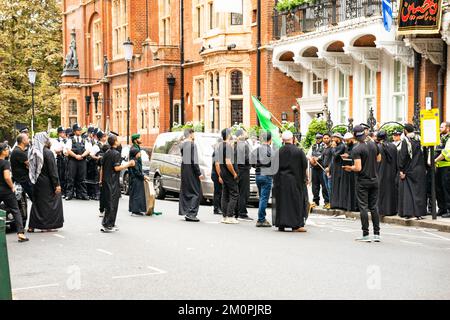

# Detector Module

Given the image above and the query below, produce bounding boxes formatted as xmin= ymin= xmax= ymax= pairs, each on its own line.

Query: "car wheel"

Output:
xmin=123 ymin=172 xmax=130 ymax=195
xmin=154 ymin=175 xmax=166 ymax=200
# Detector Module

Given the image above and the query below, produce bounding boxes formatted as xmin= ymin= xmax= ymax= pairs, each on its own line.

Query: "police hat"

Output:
xmin=96 ymin=131 xmax=105 ymax=140
xmin=72 ymin=123 xmax=82 ymax=132
xmin=19 ymin=127 xmax=29 ymax=134
xmin=109 ymin=131 xmax=119 ymax=137
xmin=331 ymin=132 xmax=344 ymax=140
xmin=315 ymin=133 xmax=324 ymax=139
xmin=87 ymin=126 xmax=95 ymax=134
xmin=93 ymin=128 xmax=99 ymax=135
xmin=57 ymin=126 xmax=65 ymax=133
xmin=65 ymin=128 xmax=73 ymax=135
xmin=393 ymin=130 xmax=402 ymax=136
xmin=376 ymin=130 xmax=387 ymax=141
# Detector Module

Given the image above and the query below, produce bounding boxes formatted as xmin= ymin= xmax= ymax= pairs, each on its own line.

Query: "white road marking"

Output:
xmin=13 ymin=283 xmax=60 ymax=292
xmin=400 ymin=240 xmax=424 ymax=246
xmin=421 ymin=231 xmax=450 ymax=241
xmin=112 ymin=266 xmax=167 ymax=279
xmin=53 ymin=234 xmax=65 ymax=239
xmin=97 ymin=249 xmax=113 ymax=256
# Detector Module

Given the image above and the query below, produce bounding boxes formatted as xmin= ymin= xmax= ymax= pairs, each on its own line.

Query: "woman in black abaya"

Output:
xmin=28 ymin=132 xmax=64 ymax=232
xmin=128 ymin=146 xmax=148 ymax=215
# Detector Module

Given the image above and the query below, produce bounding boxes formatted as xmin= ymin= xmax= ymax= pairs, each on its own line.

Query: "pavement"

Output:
xmin=5 ymin=196 xmax=450 ymax=300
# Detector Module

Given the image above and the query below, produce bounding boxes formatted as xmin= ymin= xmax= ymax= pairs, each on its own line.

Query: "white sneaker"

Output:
xmin=221 ymin=217 xmax=228 ymax=224
xmin=229 ymin=217 xmax=239 ymax=224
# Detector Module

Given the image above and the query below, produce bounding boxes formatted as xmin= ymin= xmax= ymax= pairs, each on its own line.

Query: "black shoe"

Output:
xmin=278 ymin=227 xmax=285 ymax=232
xmin=185 ymin=216 xmax=200 ymax=222
xmin=213 ymin=211 xmax=222 ymax=215
xmin=442 ymin=213 xmax=450 ymax=218
xmin=101 ymin=227 xmax=114 ymax=233
xmin=81 ymin=197 xmax=90 ymax=201
xmin=66 ymin=197 xmax=73 ymax=201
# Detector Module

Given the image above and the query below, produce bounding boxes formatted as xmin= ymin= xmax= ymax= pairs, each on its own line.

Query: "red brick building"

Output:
xmin=60 ymin=0 xmax=300 ymax=147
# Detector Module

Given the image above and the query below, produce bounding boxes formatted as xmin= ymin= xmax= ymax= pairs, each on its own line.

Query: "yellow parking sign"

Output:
xmin=420 ymin=109 xmax=440 ymax=147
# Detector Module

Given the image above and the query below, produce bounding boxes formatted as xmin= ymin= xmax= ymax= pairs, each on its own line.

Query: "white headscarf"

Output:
xmin=28 ymin=132 xmax=50 ymax=184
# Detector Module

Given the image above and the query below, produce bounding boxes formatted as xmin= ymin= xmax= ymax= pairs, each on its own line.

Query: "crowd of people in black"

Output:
xmin=0 ymin=124 xmax=151 ymax=240
xmin=178 ymin=120 xmax=450 ymax=242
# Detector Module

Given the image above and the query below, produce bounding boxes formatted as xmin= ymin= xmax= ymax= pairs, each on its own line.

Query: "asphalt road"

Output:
xmin=6 ymin=196 xmax=450 ymax=300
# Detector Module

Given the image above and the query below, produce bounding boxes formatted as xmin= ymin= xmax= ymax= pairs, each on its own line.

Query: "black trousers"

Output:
xmin=436 ymin=166 xmax=450 ymax=214
xmin=311 ymin=167 xmax=329 ymax=205
xmin=19 ymin=179 xmax=33 ymax=201
xmin=212 ymin=173 xmax=222 ymax=213
xmin=102 ymin=191 xmax=120 ymax=228
xmin=66 ymin=158 xmax=88 ymax=198
xmin=356 ymin=179 xmax=380 ymax=237
xmin=235 ymin=168 xmax=250 ymax=217
xmin=57 ymin=156 xmax=67 ymax=194
xmin=0 ymin=193 xmax=24 ymax=234
xmin=221 ymin=177 xmax=239 ymax=218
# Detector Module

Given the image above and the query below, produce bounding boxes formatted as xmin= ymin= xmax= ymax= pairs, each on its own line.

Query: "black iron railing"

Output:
xmin=273 ymin=0 xmax=384 ymax=40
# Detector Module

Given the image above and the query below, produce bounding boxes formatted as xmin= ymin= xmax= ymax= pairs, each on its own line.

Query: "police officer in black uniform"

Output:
xmin=66 ymin=124 xmax=90 ymax=200
xmin=86 ymin=126 xmax=99 ymax=200
xmin=308 ymin=133 xmax=329 ymax=207
xmin=55 ymin=127 xmax=68 ymax=197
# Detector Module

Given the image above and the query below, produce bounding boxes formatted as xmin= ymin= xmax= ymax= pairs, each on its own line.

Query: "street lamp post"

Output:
xmin=123 ymin=38 xmax=134 ymax=145
xmin=28 ymin=68 xmax=37 ymax=137
xmin=167 ymin=73 xmax=176 ymax=132
xmin=291 ymin=105 xmax=299 ymax=133
xmin=209 ymin=97 xmax=215 ymax=132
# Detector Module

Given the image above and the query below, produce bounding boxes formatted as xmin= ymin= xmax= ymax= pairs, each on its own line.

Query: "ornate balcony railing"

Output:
xmin=273 ymin=0 xmax=384 ymax=40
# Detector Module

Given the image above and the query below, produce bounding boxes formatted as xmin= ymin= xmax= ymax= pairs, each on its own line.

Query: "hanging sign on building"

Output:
xmin=397 ymin=0 xmax=443 ymax=35
xmin=420 ymin=109 xmax=440 ymax=147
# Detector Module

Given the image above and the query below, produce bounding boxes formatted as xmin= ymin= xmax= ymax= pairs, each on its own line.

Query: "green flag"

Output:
xmin=251 ymin=96 xmax=282 ymax=148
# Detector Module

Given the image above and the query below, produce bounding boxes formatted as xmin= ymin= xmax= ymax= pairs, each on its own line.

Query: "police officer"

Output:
xmin=86 ymin=126 xmax=99 ymax=199
xmin=65 ymin=124 xmax=91 ymax=200
xmin=308 ymin=133 xmax=329 ymax=208
xmin=435 ymin=122 xmax=450 ymax=218
xmin=54 ymin=127 xmax=68 ymax=197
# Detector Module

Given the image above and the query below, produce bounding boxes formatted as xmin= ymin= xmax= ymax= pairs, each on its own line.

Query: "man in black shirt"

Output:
xmin=343 ymin=125 xmax=381 ymax=242
xmin=10 ymin=133 xmax=33 ymax=200
xmin=100 ymin=134 xmax=134 ymax=232
xmin=216 ymin=128 xmax=239 ymax=224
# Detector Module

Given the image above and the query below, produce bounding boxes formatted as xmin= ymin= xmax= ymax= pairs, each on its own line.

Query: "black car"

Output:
xmin=1 ymin=183 xmax=28 ymax=232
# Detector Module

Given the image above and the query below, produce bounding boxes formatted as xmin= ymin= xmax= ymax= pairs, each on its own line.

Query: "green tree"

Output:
xmin=0 ymin=0 xmax=62 ymax=142
xmin=301 ymin=118 xmax=327 ymax=151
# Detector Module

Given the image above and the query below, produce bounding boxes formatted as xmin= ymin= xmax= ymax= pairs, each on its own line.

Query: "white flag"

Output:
xmin=215 ymin=0 xmax=243 ymax=14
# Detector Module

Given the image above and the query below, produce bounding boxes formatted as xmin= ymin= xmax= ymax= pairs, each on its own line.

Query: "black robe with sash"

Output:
xmin=340 ymin=143 xmax=358 ymax=212
xmin=29 ymin=147 xmax=64 ymax=230
xmin=128 ymin=146 xmax=146 ymax=214
xmin=398 ymin=137 xmax=427 ymax=218
xmin=377 ymin=141 xmax=398 ymax=216
xmin=330 ymin=142 xmax=346 ymax=209
xmin=178 ymin=141 xmax=202 ymax=217
xmin=272 ymin=143 xmax=308 ymax=229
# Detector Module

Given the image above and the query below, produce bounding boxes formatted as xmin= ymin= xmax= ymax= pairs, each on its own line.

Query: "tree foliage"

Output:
xmin=0 ymin=0 xmax=62 ymax=142
xmin=301 ymin=118 xmax=327 ymax=151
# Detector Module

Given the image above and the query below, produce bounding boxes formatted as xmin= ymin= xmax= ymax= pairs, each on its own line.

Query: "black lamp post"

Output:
xmin=124 ymin=38 xmax=134 ymax=145
xmin=28 ymin=67 xmax=37 ymax=136
xmin=93 ymin=92 xmax=100 ymax=114
xmin=292 ymin=105 xmax=299 ymax=133
xmin=209 ymin=97 xmax=215 ymax=132
xmin=367 ymin=106 xmax=377 ymax=132
xmin=167 ymin=73 xmax=176 ymax=131
xmin=323 ymin=104 xmax=333 ymax=133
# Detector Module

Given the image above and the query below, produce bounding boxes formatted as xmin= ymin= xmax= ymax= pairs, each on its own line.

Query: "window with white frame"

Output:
xmin=193 ymin=0 xmax=204 ymax=38
xmin=337 ymin=71 xmax=349 ymax=124
xmin=113 ymin=87 xmax=127 ymax=135
xmin=230 ymin=0 xmax=243 ymax=26
xmin=393 ymin=60 xmax=407 ymax=122
xmin=148 ymin=93 xmax=160 ymax=129
xmin=137 ymin=95 xmax=148 ymax=131
xmin=93 ymin=20 xmax=102 ymax=69
xmin=311 ymin=73 xmax=323 ymax=96
xmin=363 ymin=66 xmax=376 ymax=122
xmin=194 ymin=78 xmax=205 ymax=122
xmin=68 ymin=99 xmax=78 ymax=126
xmin=160 ymin=0 xmax=171 ymax=45
xmin=112 ymin=0 xmax=128 ymax=58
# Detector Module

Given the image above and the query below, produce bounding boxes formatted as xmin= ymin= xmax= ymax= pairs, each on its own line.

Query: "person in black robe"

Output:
xmin=341 ymin=133 xmax=358 ymax=212
xmin=376 ymin=131 xmax=398 ymax=217
xmin=100 ymin=134 xmax=134 ymax=232
xmin=272 ymin=131 xmax=308 ymax=232
xmin=178 ymin=129 xmax=203 ymax=222
xmin=98 ymin=138 xmax=110 ymax=218
xmin=398 ymin=124 xmax=427 ymax=220
xmin=128 ymin=134 xmax=148 ymax=216
xmin=329 ymin=133 xmax=346 ymax=210
xmin=28 ymin=132 xmax=64 ymax=232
